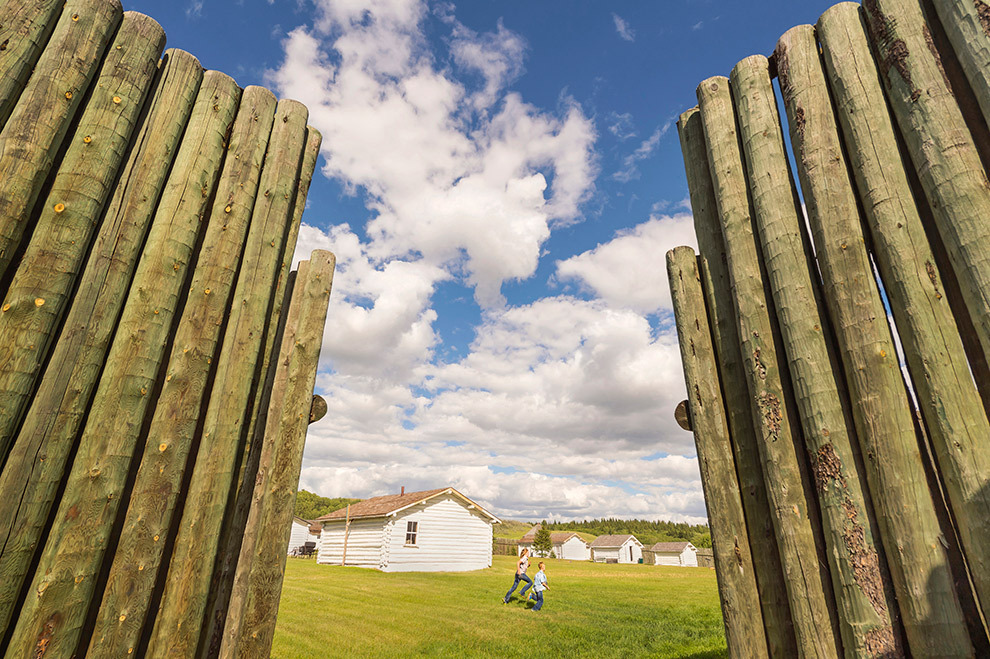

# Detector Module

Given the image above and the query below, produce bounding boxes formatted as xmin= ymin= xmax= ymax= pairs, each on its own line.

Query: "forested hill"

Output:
xmin=542 ymin=518 xmax=712 ymax=548
xmin=295 ymin=490 xmax=361 ymax=521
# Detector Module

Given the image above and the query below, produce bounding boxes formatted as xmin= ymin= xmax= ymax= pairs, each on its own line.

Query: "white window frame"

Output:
xmin=405 ymin=521 xmax=418 ymax=546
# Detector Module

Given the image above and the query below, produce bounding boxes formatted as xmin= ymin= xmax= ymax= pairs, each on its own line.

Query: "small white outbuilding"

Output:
xmin=315 ymin=487 xmax=500 ymax=572
xmin=590 ymin=534 xmax=643 ymax=563
xmin=287 ymin=516 xmax=312 ymax=555
xmin=517 ymin=525 xmax=591 ymax=561
xmin=645 ymin=541 xmax=698 ymax=567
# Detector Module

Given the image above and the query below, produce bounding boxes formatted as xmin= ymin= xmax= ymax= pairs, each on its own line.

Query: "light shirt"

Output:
xmin=517 ymin=555 xmax=529 ymax=575
xmin=534 ymin=570 xmax=548 ymax=592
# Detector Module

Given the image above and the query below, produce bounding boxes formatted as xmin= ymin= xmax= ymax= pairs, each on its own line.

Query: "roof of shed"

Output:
xmin=315 ymin=487 xmax=500 ymax=523
xmin=589 ymin=534 xmax=641 ymax=548
xmin=649 ymin=541 xmax=692 ymax=552
xmin=519 ymin=531 xmax=586 ymax=545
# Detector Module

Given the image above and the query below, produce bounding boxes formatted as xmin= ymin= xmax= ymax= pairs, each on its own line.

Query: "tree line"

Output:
xmin=294 ymin=490 xmax=361 ymax=521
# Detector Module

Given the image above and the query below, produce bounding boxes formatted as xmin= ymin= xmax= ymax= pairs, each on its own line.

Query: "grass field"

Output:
xmin=272 ymin=555 xmax=727 ymax=658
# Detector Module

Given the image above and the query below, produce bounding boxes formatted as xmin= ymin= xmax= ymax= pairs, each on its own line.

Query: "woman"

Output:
xmin=502 ymin=548 xmax=533 ymax=603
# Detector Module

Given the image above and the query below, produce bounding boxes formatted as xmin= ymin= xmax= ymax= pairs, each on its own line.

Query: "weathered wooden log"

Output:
xmin=819 ymin=2 xmax=990 ymax=637
xmin=220 ymin=250 xmax=335 ymax=659
xmin=930 ymin=0 xmax=990 ymax=131
xmin=142 ymin=100 xmax=310 ymax=659
xmin=0 ymin=12 xmax=166 ymax=468
xmin=3 ymin=71 xmax=240 ymax=659
xmin=0 ymin=0 xmax=123 ymax=281
xmin=200 ymin=126 xmax=322 ymax=659
xmin=697 ymin=74 xmax=838 ymax=658
xmin=0 ymin=49 xmax=203 ymax=643
xmin=0 ymin=0 xmax=65 ymax=130
xmin=760 ymin=35 xmax=905 ymax=656
xmin=860 ymin=0 xmax=990 ymax=404
xmin=677 ymin=107 xmax=798 ymax=658
xmin=85 ymin=85 xmax=278 ymax=659
xmin=667 ymin=246 xmax=769 ymax=659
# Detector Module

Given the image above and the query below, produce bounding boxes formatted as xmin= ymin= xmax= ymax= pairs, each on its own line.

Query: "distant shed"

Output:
xmin=589 ymin=534 xmax=643 ymax=563
xmin=643 ymin=541 xmax=698 ymax=567
xmin=696 ymin=547 xmax=714 ymax=568
xmin=287 ymin=516 xmax=312 ymax=555
xmin=517 ymin=524 xmax=591 ymax=560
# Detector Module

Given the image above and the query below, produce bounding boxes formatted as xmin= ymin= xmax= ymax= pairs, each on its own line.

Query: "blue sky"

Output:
xmin=127 ymin=0 xmax=838 ymax=521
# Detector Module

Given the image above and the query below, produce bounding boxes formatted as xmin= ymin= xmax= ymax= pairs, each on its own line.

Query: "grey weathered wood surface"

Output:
xmin=2 ymin=71 xmax=240 ymax=659
xmin=861 ymin=0 xmax=990 ymax=405
xmin=820 ymin=2 xmax=990 ymax=635
xmin=0 ymin=0 xmax=65 ymax=130
xmin=773 ymin=28 xmax=904 ymax=656
xmin=145 ymin=100 xmax=309 ymax=659
xmin=0 ymin=0 xmax=123 ymax=281
xmin=221 ymin=250 xmax=335 ymax=659
xmin=930 ymin=0 xmax=990 ymax=130
xmin=0 ymin=12 xmax=166 ymax=467
xmin=697 ymin=73 xmax=837 ymax=658
xmin=677 ymin=107 xmax=797 ymax=658
xmin=86 ymin=85 xmax=278 ymax=659
xmin=198 ymin=126 xmax=321 ymax=659
xmin=667 ymin=245 xmax=769 ymax=659
xmin=0 ymin=48 xmax=203 ymax=643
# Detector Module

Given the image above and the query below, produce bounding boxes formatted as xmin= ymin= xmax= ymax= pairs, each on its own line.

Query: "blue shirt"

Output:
xmin=534 ymin=570 xmax=548 ymax=592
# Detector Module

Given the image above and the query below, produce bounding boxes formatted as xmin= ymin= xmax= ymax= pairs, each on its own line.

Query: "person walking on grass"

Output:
xmin=531 ymin=562 xmax=549 ymax=612
xmin=503 ymin=548 xmax=533 ymax=603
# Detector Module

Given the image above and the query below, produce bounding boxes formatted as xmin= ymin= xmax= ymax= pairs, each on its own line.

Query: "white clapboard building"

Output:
xmin=644 ymin=541 xmax=698 ymax=567
xmin=517 ymin=524 xmax=591 ymax=560
xmin=315 ymin=487 xmax=500 ymax=572
xmin=589 ymin=534 xmax=644 ymax=563
xmin=287 ymin=516 xmax=312 ymax=555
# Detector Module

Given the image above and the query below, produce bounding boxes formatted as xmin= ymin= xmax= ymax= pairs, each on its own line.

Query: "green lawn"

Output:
xmin=272 ymin=555 xmax=728 ymax=658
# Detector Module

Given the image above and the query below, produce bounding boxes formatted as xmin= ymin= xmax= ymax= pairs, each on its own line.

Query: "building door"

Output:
xmin=629 ymin=545 xmax=633 ymax=561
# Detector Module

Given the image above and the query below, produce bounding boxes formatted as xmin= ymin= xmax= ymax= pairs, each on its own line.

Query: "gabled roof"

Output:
xmin=650 ymin=541 xmax=693 ymax=553
xmin=589 ymin=534 xmax=642 ymax=548
xmin=315 ymin=487 xmax=501 ymax=523
xmin=292 ymin=516 xmax=311 ymax=526
xmin=520 ymin=524 xmax=542 ymax=543
xmin=519 ymin=531 xmax=586 ymax=546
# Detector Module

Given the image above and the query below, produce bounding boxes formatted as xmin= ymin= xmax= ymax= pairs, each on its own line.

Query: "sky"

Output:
xmin=124 ymin=0 xmax=840 ymax=523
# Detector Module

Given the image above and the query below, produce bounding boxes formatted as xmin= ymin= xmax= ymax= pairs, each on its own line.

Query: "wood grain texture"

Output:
xmin=0 ymin=48 xmax=202 ymax=646
xmin=697 ymin=73 xmax=836 ymax=659
xmin=820 ymin=2 xmax=990 ymax=638
xmin=0 ymin=0 xmax=123 ymax=280
xmin=0 ymin=12 xmax=166 ymax=468
xmin=2 ymin=71 xmax=240 ymax=659
xmin=145 ymin=100 xmax=310 ymax=659
xmin=86 ymin=85 xmax=278 ymax=659
xmin=678 ymin=107 xmax=797 ymax=659
xmin=221 ymin=250 xmax=335 ymax=659
xmin=0 ymin=0 xmax=65 ymax=130
xmin=667 ymin=245 xmax=769 ymax=659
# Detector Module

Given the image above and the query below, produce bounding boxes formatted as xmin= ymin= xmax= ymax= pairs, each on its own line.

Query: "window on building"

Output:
xmin=405 ymin=521 xmax=418 ymax=545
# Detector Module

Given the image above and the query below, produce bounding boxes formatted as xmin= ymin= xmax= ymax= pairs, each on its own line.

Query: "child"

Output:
xmin=531 ymin=561 xmax=549 ymax=611
xmin=503 ymin=548 xmax=533 ymax=603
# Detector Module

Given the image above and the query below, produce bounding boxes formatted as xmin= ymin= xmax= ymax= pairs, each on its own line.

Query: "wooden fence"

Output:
xmin=669 ymin=1 xmax=990 ymax=657
xmin=494 ymin=538 xmax=520 ymax=556
xmin=0 ymin=1 xmax=333 ymax=657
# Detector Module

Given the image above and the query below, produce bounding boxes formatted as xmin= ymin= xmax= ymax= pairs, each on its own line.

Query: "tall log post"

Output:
xmin=819 ymin=2 xmax=990 ymax=632
xmin=860 ymin=0 xmax=990 ymax=401
xmin=199 ymin=126 xmax=321 ymax=659
xmin=0 ymin=12 xmax=166 ymax=467
xmin=696 ymin=75 xmax=837 ymax=658
xmin=0 ymin=0 xmax=65 ymax=130
xmin=929 ymin=0 xmax=990 ymax=131
xmin=219 ymin=251 xmax=335 ymax=659
xmin=143 ymin=101 xmax=310 ymax=659
xmin=0 ymin=50 xmax=203 ymax=643
xmin=2 ymin=71 xmax=240 ymax=659
xmin=0 ymin=0 xmax=123 ymax=281
xmin=85 ymin=86 xmax=279 ymax=659
xmin=677 ymin=107 xmax=797 ymax=658
xmin=738 ymin=44 xmax=903 ymax=656
xmin=667 ymin=246 xmax=769 ymax=659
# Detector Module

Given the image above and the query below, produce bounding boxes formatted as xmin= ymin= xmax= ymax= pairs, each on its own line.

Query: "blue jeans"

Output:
xmin=532 ymin=590 xmax=544 ymax=611
xmin=503 ymin=573 xmax=533 ymax=601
